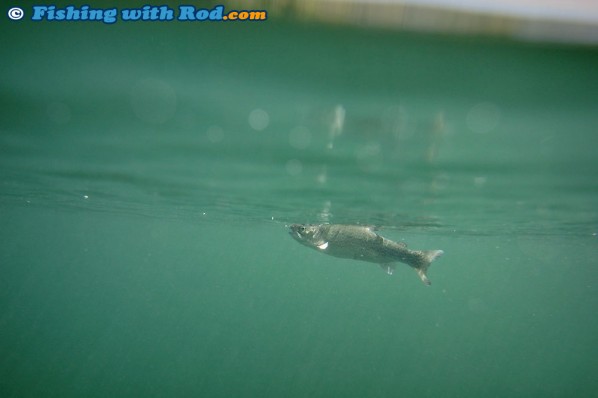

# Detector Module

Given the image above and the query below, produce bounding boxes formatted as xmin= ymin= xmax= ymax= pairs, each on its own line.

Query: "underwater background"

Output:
xmin=1 ymin=2 xmax=597 ymax=397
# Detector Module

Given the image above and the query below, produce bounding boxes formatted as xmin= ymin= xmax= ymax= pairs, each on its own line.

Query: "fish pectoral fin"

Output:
xmin=379 ymin=264 xmax=395 ymax=275
xmin=317 ymin=241 xmax=329 ymax=250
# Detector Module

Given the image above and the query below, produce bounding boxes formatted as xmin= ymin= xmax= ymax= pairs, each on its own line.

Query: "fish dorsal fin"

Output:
xmin=396 ymin=241 xmax=407 ymax=249
xmin=381 ymin=235 xmax=406 ymax=249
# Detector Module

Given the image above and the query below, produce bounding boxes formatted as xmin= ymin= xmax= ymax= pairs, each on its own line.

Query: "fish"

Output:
xmin=289 ymin=223 xmax=444 ymax=285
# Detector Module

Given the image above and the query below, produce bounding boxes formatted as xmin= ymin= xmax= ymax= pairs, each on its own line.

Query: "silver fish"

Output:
xmin=289 ymin=223 xmax=444 ymax=285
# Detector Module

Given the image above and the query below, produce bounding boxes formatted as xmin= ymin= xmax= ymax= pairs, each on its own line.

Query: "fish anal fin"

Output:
xmin=379 ymin=263 xmax=395 ymax=275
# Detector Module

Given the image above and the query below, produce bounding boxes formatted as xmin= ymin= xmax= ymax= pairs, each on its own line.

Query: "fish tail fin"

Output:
xmin=415 ymin=250 xmax=444 ymax=286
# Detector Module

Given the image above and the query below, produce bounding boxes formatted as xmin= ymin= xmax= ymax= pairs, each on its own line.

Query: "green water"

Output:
xmin=1 ymin=13 xmax=598 ymax=398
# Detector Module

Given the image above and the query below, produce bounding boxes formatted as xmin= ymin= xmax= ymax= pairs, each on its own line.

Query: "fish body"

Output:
xmin=289 ymin=224 xmax=443 ymax=285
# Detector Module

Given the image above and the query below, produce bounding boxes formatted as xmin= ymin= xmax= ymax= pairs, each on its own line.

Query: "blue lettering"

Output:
xmin=32 ymin=5 xmax=118 ymax=22
xmin=122 ymin=9 xmax=142 ymax=21
xmin=178 ymin=5 xmax=226 ymax=21
xmin=122 ymin=6 xmax=174 ymax=21
xmin=54 ymin=9 xmax=65 ymax=20
xmin=89 ymin=9 xmax=104 ymax=21
xmin=103 ymin=9 xmax=117 ymax=24
xmin=31 ymin=6 xmax=47 ymax=20
xmin=158 ymin=6 xmax=174 ymax=21
xmin=209 ymin=6 xmax=223 ymax=20
xmin=143 ymin=5 xmax=156 ymax=20
xmin=178 ymin=6 xmax=195 ymax=20
xmin=66 ymin=6 xmax=80 ymax=20
xmin=178 ymin=5 xmax=224 ymax=21
xmin=196 ymin=9 xmax=209 ymax=20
